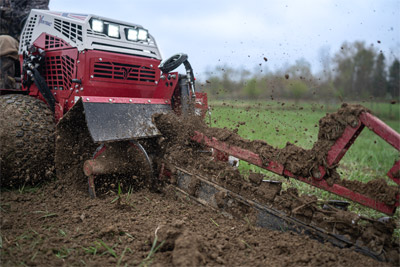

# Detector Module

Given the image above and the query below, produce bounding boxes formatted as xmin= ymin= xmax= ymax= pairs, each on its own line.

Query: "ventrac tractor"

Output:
xmin=2 ymin=9 xmax=400 ymax=262
xmin=0 ymin=9 xmax=207 ymax=191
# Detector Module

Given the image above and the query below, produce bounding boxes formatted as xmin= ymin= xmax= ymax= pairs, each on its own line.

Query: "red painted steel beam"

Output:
xmin=388 ymin=160 xmax=400 ymax=185
xmin=192 ymin=132 xmax=284 ymax=175
xmin=191 ymin=131 xmax=398 ymax=215
xmin=293 ymin=175 xmax=398 ymax=214
xmin=327 ymin=123 xmax=365 ymax=166
xmin=360 ymin=112 xmax=400 ymax=150
xmin=359 ymin=112 xmax=400 ymax=186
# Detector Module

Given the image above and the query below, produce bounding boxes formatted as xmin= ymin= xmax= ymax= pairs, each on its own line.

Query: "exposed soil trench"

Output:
xmin=0 ymin=184 xmax=396 ymax=266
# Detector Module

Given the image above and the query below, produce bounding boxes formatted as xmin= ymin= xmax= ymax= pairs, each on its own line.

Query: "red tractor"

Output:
xmin=0 ymin=9 xmax=207 ymax=192
xmin=2 ymin=10 xmax=400 ymax=262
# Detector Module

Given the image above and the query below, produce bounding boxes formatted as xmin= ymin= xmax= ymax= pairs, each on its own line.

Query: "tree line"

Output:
xmin=201 ymin=41 xmax=399 ymax=103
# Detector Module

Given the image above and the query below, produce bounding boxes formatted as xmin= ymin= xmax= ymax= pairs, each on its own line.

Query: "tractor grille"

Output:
xmin=44 ymin=55 xmax=75 ymax=90
xmin=44 ymin=34 xmax=72 ymax=50
xmin=54 ymin=19 xmax=83 ymax=43
xmin=92 ymin=61 xmax=157 ymax=83
xmin=20 ymin=15 xmax=37 ymax=47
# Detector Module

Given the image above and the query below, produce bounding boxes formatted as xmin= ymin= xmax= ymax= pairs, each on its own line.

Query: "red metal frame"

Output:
xmin=191 ymin=111 xmax=400 ymax=215
xmin=31 ymin=32 xmax=73 ymax=51
xmin=23 ymin=33 xmax=181 ymax=123
xmin=326 ymin=123 xmax=365 ymax=167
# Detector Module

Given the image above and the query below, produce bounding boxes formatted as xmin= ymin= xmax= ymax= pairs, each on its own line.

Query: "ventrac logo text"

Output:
xmin=39 ymin=15 xmax=52 ymax=26
xmin=121 ymin=67 xmax=133 ymax=80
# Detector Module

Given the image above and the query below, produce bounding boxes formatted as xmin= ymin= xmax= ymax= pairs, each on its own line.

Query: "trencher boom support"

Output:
xmin=191 ymin=111 xmax=400 ymax=215
xmin=1 ymin=9 xmax=399 ymax=262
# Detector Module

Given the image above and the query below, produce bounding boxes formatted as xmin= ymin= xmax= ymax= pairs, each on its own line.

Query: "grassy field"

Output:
xmin=208 ymin=99 xmax=400 ymax=222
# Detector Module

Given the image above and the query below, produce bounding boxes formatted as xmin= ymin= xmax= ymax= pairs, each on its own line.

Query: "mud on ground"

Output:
xmin=1 ymin=103 xmax=399 ymax=266
xmin=0 ymin=184 xmax=394 ymax=266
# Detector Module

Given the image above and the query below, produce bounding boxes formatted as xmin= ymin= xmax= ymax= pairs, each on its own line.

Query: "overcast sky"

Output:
xmin=49 ymin=0 xmax=399 ymax=79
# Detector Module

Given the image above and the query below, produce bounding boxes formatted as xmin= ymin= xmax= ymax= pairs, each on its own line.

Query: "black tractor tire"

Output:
xmin=0 ymin=94 xmax=55 ymax=187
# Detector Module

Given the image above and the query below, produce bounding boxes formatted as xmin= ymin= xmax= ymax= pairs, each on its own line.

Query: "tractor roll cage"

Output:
xmin=19 ymin=9 xmax=162 ymax=60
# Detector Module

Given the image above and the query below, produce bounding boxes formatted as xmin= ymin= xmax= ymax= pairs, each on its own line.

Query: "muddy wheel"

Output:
xmin=0 ymin=94 xmax=55 ymax=187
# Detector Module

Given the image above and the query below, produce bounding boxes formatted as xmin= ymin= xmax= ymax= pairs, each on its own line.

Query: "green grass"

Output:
xmin=208 ymin=100 xmax=400 ymax=222
xmin=139 ymin=227 xmax=165 ymax=267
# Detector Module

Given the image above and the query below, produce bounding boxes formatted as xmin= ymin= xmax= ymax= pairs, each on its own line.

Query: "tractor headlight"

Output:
xmin=92 ymin=19 xmax=104 ymax=33
xmin=126 ymin=28 xmax=138 ymax=41
xmin=107 ymin=23 xmax=120 ymax=38
xmin=138 ymin=28 xmax=148 ymax=41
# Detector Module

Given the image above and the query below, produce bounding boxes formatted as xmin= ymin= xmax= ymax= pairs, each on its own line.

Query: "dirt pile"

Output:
xmin=153 ymin=221 xmax=206 ymax=266
xmin=163 ymin=154 xmax=399 ymax=261
xmin=54 ymin=101 xmax=98 ymax=193
xmin=1 ymin=184 xmax=395 ymax=266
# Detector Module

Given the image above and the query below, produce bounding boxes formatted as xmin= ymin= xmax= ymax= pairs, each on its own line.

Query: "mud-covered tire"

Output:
xmin=0 ymin=94 xmax=55 ymax=187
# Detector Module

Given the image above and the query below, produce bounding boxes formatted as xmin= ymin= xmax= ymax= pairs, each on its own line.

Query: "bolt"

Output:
xmin=129 ymin=99 xmax=132 ymax=102
xmin=313 ymin=169 xmax=321 ymax=179
xmin=75 ymin=84 xmax=79 ymax=88
xmin=86 ymin=98 xmax=90 ymax=101
xmin=155 ymin=81 xmax=158 ymax=84
xmin=82 ymin=51 xmax=85 ymax=54
xmin=54 ymin=92 xmax=57 ymax=95
xmin=80 ymin=87 xmax=83 ymax=91
xmin=71 ymin=100 xmax=74 ymax=103
xmin=99 ymin=58 xmax=102 ymax=61
xmin=165 ymin=100 xmax=168 ymax=103
xmin=54 ymin=87 xmax=58 ymax=90
xmin=77 ymin=60 xmax=80 ymax=63
xmin=150 ymin=64 xmax=153 ymax=68
xmin=160 ymin=75 xmax=166 ymax=80
xmin=75 ymin=89 xmax=79 ymax=93
xmin=70 ymin=88 xmax=73 ymax=90
xmin=90 ymin=75 xmax=94 ymax=78
xmin=147 ymin=100 xmax=151 ymax=103
xmin=109 ymin=98 xmax=112 ymax=102
xmin=351 ymin=120 xmax=358 ymax=128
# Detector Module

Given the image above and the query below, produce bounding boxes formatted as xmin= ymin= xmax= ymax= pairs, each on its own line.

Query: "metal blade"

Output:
xmin=82 ymin=100 xmax=171 ymax=142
